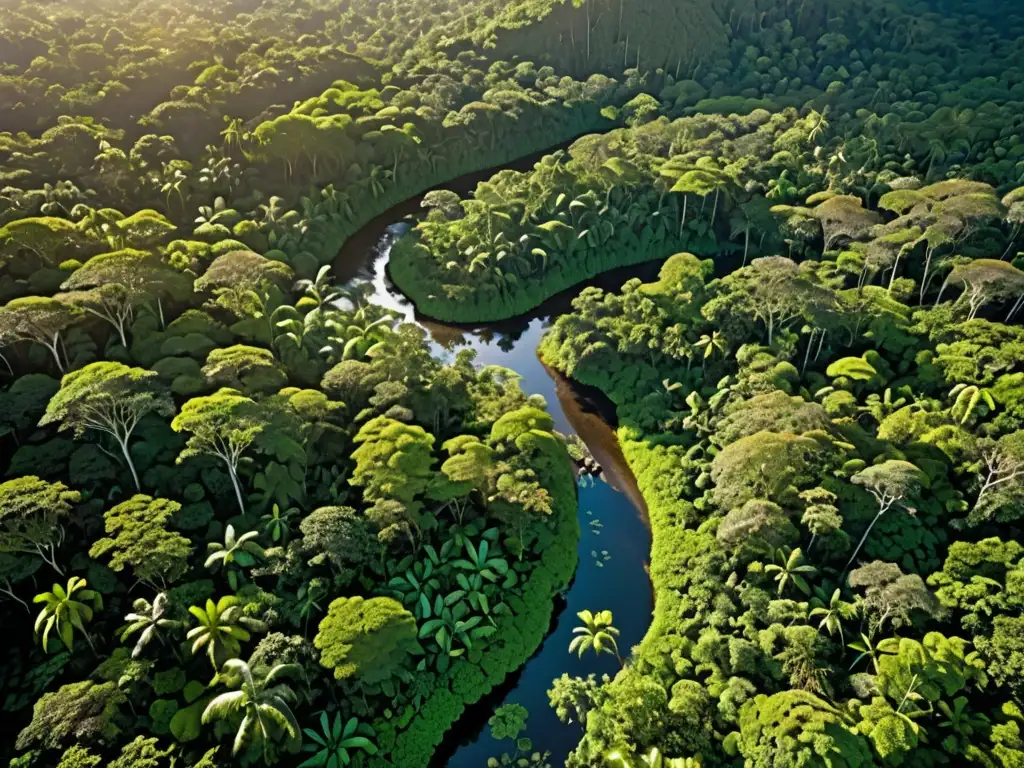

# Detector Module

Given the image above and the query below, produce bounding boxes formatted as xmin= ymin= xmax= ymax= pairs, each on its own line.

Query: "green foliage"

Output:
xmin=489 ymin=703 xmax=528 ymax=741
xmin=89 ymin=495 xmax=192 ymax=589
xmin=33 ymin=576 xmax=102 ymax=653
xmin=314 ymin=596 xmax=419 ymax=685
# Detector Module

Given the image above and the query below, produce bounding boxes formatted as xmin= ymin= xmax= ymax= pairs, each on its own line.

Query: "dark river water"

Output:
xmin=334 ymin=214 xmax=656 ymax=766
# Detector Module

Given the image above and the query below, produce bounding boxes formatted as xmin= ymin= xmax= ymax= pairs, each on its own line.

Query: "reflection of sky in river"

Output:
xmin=340 ymin=226 xmax=653 ymax=768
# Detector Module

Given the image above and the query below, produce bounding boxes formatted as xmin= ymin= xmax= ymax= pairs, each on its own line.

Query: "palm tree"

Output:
xmin=693 ymin=331 xmax=727 ymax=367
xmin=187 ymin=596 xmax=265 ymax=669
xmin=121 ymin=592 xmax=182 ymax=659
xmin=260 ymin=505 xmax=299 ymax=545
xmin=848 ymin=633 xmax=898 ymax=673
xmin=206 ymin=525 xmax=265 ymax=590
xmin=300 ymin=712 xmax=378 ymax=768
xmin=203 ymin=658 xmax=300 ymax=761
xmin=808 ymin=588 xmax=857 ymax=649
xmin=766 ymin=547 xmax=817 ymax=596
xmin=569 ymin=609 xmax=622 ymax=666
xmin=221 ymin=117 xmax=243 ymax=155
xmin=34 ymin=576 xmax=102 ymax=653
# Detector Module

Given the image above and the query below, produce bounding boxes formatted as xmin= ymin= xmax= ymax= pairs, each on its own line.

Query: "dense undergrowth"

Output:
xmin=541 ymin=237 xmax=1024 ymax=763
xmin=390 ymin=0 xmax=1024 ymax=322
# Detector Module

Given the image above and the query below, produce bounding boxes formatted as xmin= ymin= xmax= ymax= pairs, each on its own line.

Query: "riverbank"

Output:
xmin=388 ymin=228 xmax=701 ymax=323
xmin=335 ymin=223 xmax=654 ymax=767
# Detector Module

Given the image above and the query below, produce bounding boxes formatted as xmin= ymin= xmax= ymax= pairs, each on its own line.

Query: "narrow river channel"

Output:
xmin=334 ymin=214 xmax=656 ymax=766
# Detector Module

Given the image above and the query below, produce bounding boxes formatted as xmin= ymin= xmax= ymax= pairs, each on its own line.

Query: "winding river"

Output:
xmin=334 ymin=193 xmax=656 ymax=766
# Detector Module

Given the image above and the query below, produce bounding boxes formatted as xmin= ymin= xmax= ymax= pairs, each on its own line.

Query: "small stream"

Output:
xmin=335 ymin=213 xmax=656 ymax=765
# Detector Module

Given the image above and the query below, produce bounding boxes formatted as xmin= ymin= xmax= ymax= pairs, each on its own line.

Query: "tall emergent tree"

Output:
xmin=846 ymin=460 xmax=926 ymax=573
xmin=0 ymin=296 xmax=81 ymax=372
xmin=59 ymin=248 xmax=192 ymax=346
xmin=0 ymin=476 xmax=80 ymax=575
xmin=171 ymin=389 xmax=265 ymax=513
xmin=39 ymin=362 xmax=174 ymax=490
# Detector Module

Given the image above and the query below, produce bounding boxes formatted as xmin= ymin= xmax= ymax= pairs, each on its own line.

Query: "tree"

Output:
xmin=775 ymin=625 xmax=833 ymax=697
xmin=314 ymin=596 xmax=419 ymax=686
xmin=206 ymin=524 xmax=265 ymax=590
xmin=203 ymin=658 xmax=300 ymax=760
xmin=799 ymin=488 xmax=844 ymax=555
xmin=970 ymin=431 xmax=1024 ymax=524
xmin=848 ymin=561 xmax=942 ymax=633
xmin=89 ymin=495 xmax=192 ymax=589
xmin=738 ymin=691 xmax=873 ymax=767
xmin=59 ymin=248 xmax=191 ymax=345
xmin=569 ymin=609 xmax=622 ymax=666
xmin=716 ymin=499 xmax=798 ymax=559
xmin=811 ymin=194 xmax=882 ymax=250
xmin=0 ymin=215 xmax=83 ymax=262
xmin=107 ymin=736 xmax=177 ymax=768
xmin=0 ymin=476 xmax=80 ymax=575
xmin=202 ymin=344 xmax=288 ymax=395
xmin=34 ymin=575 xmax=102 ymax=653
xmin=711 ymin=431 xmax=819 ymax=509
xmin=846 ymin=461 xmax=927 ymax=573
xmin=187 ymin=595 xmax=265 ymax=669
xmin=40 ymin=362 xmax=174 ymax=490
xmin=766 ymin=546 xmax=818 ymax=596
xmin=489 ymin=703 xmax=529 ymax=742
xmin=120 ymin=592 xmax=182 ymax=660
xmin=350 ymin=416 xmax=436 ymax=540
xmin=548 ymin=673 xmax=606 ymax=729
xmin=0 ymin=296 xmax=81 ymax=372
xmin=15 ymin=680 xmax=125 ymax=752
xmin=300 ymin=713 xmax=378 ymax=768
xmin=432 ymin=435 xmax=495 ymax=524
xmin=172 ymin=389 xmax=266 ymax=513
xmin=194 ymin=250 xmax=292 ymax=302
xmin=746 ymin=257 xmax=835 ymax=345
xmin=296 ymin=505 xmax=375 ymax=575
xmin=938 ymin=259 xmax=1024 ymax=320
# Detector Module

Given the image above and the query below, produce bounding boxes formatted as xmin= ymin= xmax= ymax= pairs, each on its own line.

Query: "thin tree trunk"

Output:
xmin=1006 ymin=293 xmax=1024 ymax=322
xmin=226 ymin=462 xmax=246 ymax=514
xmin=815 ymin=329 xmax=826 ymax=360
xmin=1001 ymin=224 xmax=1020 ymax=260
xmin=117 ymin=436 xmax=141 ymax=491
xmin=843 ymin=508 xmax=885 ymax=575
xmin=802 ymin=329 xmax=816 ymax=374
xmin=920 ymin=248 xmax=935 ymax=304
xmin=887 ymin=253 xmax=901 ymax=291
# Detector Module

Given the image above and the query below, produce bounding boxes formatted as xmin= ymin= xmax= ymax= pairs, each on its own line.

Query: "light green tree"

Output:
xmin=0 ymin=476 xmax=80 ymax=575
xmin=171 ymin=389 xmax=265 ymax=513
xmin=40 ymin=362 xmax=174 ymax=490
